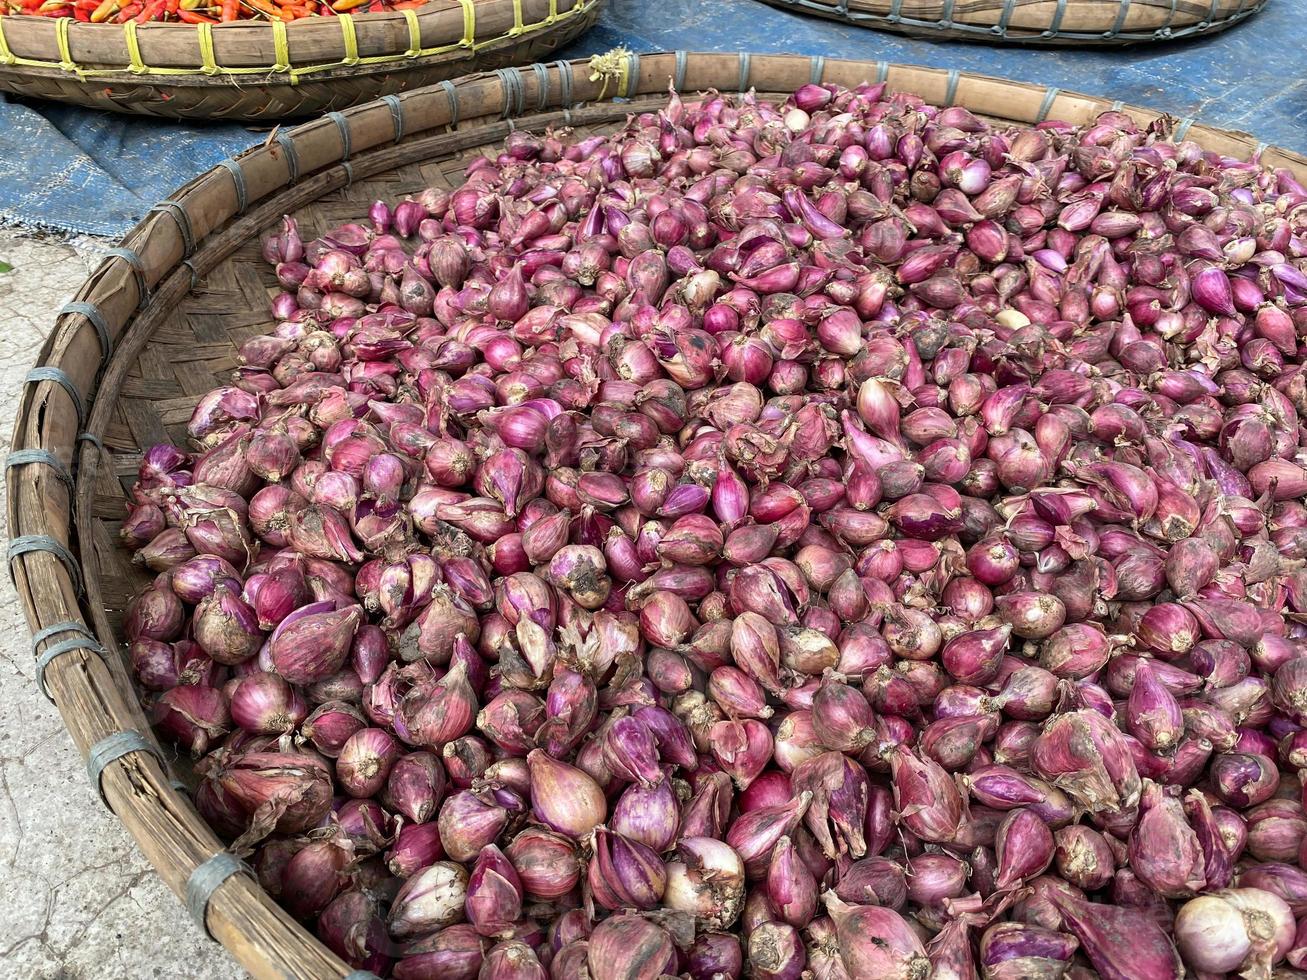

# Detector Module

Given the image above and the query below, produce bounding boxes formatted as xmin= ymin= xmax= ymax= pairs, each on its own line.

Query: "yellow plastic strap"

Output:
xmin=454 ymin=0 xmax=474 ymax=46
xmin=271 ymin=17 xmax=289 ymax=73
xmin=0 ymin=19 xmax=14 ymax=66
xmin=55 ymin=16 xmax=77 ymax=73
xmin=337 ymin=13 xmax=358 ymax=64
xmin=196 ymin=21 xmax=218 ymax=74
xmin=122 ymin=21 xmax=145 ymax=73
xmin=401 ymin=8 xmax=420 ymax=56
xmin=545 ymin=0 xmax=556 ymax=24
xmin=507 ymin=0 xmax=523 ymax=35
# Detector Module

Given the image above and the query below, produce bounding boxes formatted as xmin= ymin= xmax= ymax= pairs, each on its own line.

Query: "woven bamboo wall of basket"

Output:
xmin=8 ymin=50 xmax=1307 ymax=979
xmin=753 ymin=0 xmax=1266 ymax=43
xmin=0 ymin=0 xmax=602 ymax=119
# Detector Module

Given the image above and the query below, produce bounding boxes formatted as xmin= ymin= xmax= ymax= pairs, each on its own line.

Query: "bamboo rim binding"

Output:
xmin=0 ymin=0 xmax=596 ymax=79
xmin=8 ymin=51 xmax=1306 ymax=979
xmin=752 ymin=0 xmax=1267 ymax=43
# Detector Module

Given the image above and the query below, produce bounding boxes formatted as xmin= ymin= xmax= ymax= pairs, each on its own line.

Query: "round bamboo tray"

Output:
xmin=753 ymin=0 xmax=1266 ymax=43
xmin=0 ymin=0 xmax=602 ymax=120
xmin=8 ymin=50 xmax=1306 ymax=979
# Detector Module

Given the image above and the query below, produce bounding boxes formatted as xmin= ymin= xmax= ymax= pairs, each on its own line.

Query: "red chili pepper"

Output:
xmin=175 ymin=8 xmax=215 ymax=21
xmin=135 ymin=0 xmax=163 ymax=22
xmin=114 ymin=2 xmax=140 ymax=20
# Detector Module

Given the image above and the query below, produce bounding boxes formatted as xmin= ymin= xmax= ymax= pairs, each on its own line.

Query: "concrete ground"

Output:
xmin=0 ymin=230 xmax=243 ymax=979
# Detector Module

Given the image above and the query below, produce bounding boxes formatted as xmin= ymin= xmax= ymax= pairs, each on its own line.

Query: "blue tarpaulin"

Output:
xmin=1 ymin=0 xmax=1303 ymax=237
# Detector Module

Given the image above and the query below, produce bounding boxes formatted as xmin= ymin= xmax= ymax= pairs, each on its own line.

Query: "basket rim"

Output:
xmin=748 ymin=0 xmax=1269 ymax=44
xmin=0 ymin=0 xmax=596 ymax=73
xmin=8 ymin=50 xmax=1307 ymax=980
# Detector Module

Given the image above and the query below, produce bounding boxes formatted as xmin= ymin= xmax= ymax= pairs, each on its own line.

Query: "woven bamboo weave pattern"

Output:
xmin=8 ymin=52 xmax=1307 ymax=979
xmin=752 ymin=0 xmax=1266 ymax=43
xmin=0 ymin=0 xmax=602 ymax=118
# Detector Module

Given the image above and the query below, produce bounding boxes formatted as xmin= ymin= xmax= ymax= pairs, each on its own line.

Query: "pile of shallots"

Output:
xmin=120 ymin=77 xmax=1307 ymax=980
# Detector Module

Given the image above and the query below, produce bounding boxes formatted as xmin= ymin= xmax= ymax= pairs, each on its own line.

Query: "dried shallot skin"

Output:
xmin=113 ymin=75 xmax=1307 ymax=979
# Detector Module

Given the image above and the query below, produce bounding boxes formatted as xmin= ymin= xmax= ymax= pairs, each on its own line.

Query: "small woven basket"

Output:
xmin=8 ymin=50 xmax=1305 ymax=978
xmin=0 ymin=0 xmax=602 ymax=119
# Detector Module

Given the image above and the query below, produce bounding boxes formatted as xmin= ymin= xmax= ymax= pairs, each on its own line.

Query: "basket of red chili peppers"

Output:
xmin=0 ymin=0 xmax=603 ymax=119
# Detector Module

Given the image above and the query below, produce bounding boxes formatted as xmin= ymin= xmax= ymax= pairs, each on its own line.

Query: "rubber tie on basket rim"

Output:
xmin=6 ymin=449 xmax=73 ymax=494
xmin=1253 ymin=140 xmax=1268 ymax=161
xmin=530 ymin=62 xmax=550 ymax=111
xmin=24 ymin=367 xmax=85 ymax=429
xmin=493 ymin=67 xmax=525 ymax=118
xmin=623 ymin=51 xmax=639 ymax=99
xmin=274 ymin=132 xmax=301 ymax=183
xmin=8 ymin=533 xmax=84 ymax=595
xmin=943 ymin=69 xmax=960 ymax=106
xmin=1042 ymin=0 xmax=1067 ymax=37
xmin=148 ymin=201 xmax=195 ymax=257
xmin=1106 ymin=0 xmax=1132 ymax=37
xmin=1155 ymin=0 xmax=1178 ymax=36
xmin=887 ymin=0 xmax=903 ymax=23
xmin=507 ymin=0 xmax=524 ymax=35
xmin=1036 ymin=86 xmax=1061 ymax=123
xmin=36 ymin=635 xmax=109 ymax=702
xmin=939 ymin=0 xmax=956 ymax=29
xmin=737 ymin=52 xmax=749 ymax=94
xmin=214 ymin=158 xmax=248 ymax=214
xmin=31 ymin=619 xmax=93 ymax=651
xmin=58 ymin=301 xmax=113 ymax=362
xmin=1200 ymin=0 xmax=1218 ymax=26
xmin=674 ymin=50 xmax=688 ymax=91
xmin=381 ymin=93 xmax=408 ymax=139
xmin=102 ymin=247 xmax=149 ymax=311
xmin=1174 ymin=117 xmax=1195 ymax=141
xmin=77 ymin=432 xmax=107 ymax=455
xmin=86 ymin=730 xmax=164 ymax=809
xmin=992 ymin=0 xmax=1017 ymax=36
xmin=875 ymin=61 xmax=889 ymax=84
xmin=432 ymin=83 xmax=455 ymax=129
xmin=181 ymin=258 xmax=202 ymax=291
xmin=808 ymin=55 xmax=824 ymax=85
xmin=554 ymin=59 xmax=573 ymax=109
xmin=327 ymin=111 xmax=352 ymax=161
xmin=186 ymin=852 xmax=251 ymax=939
